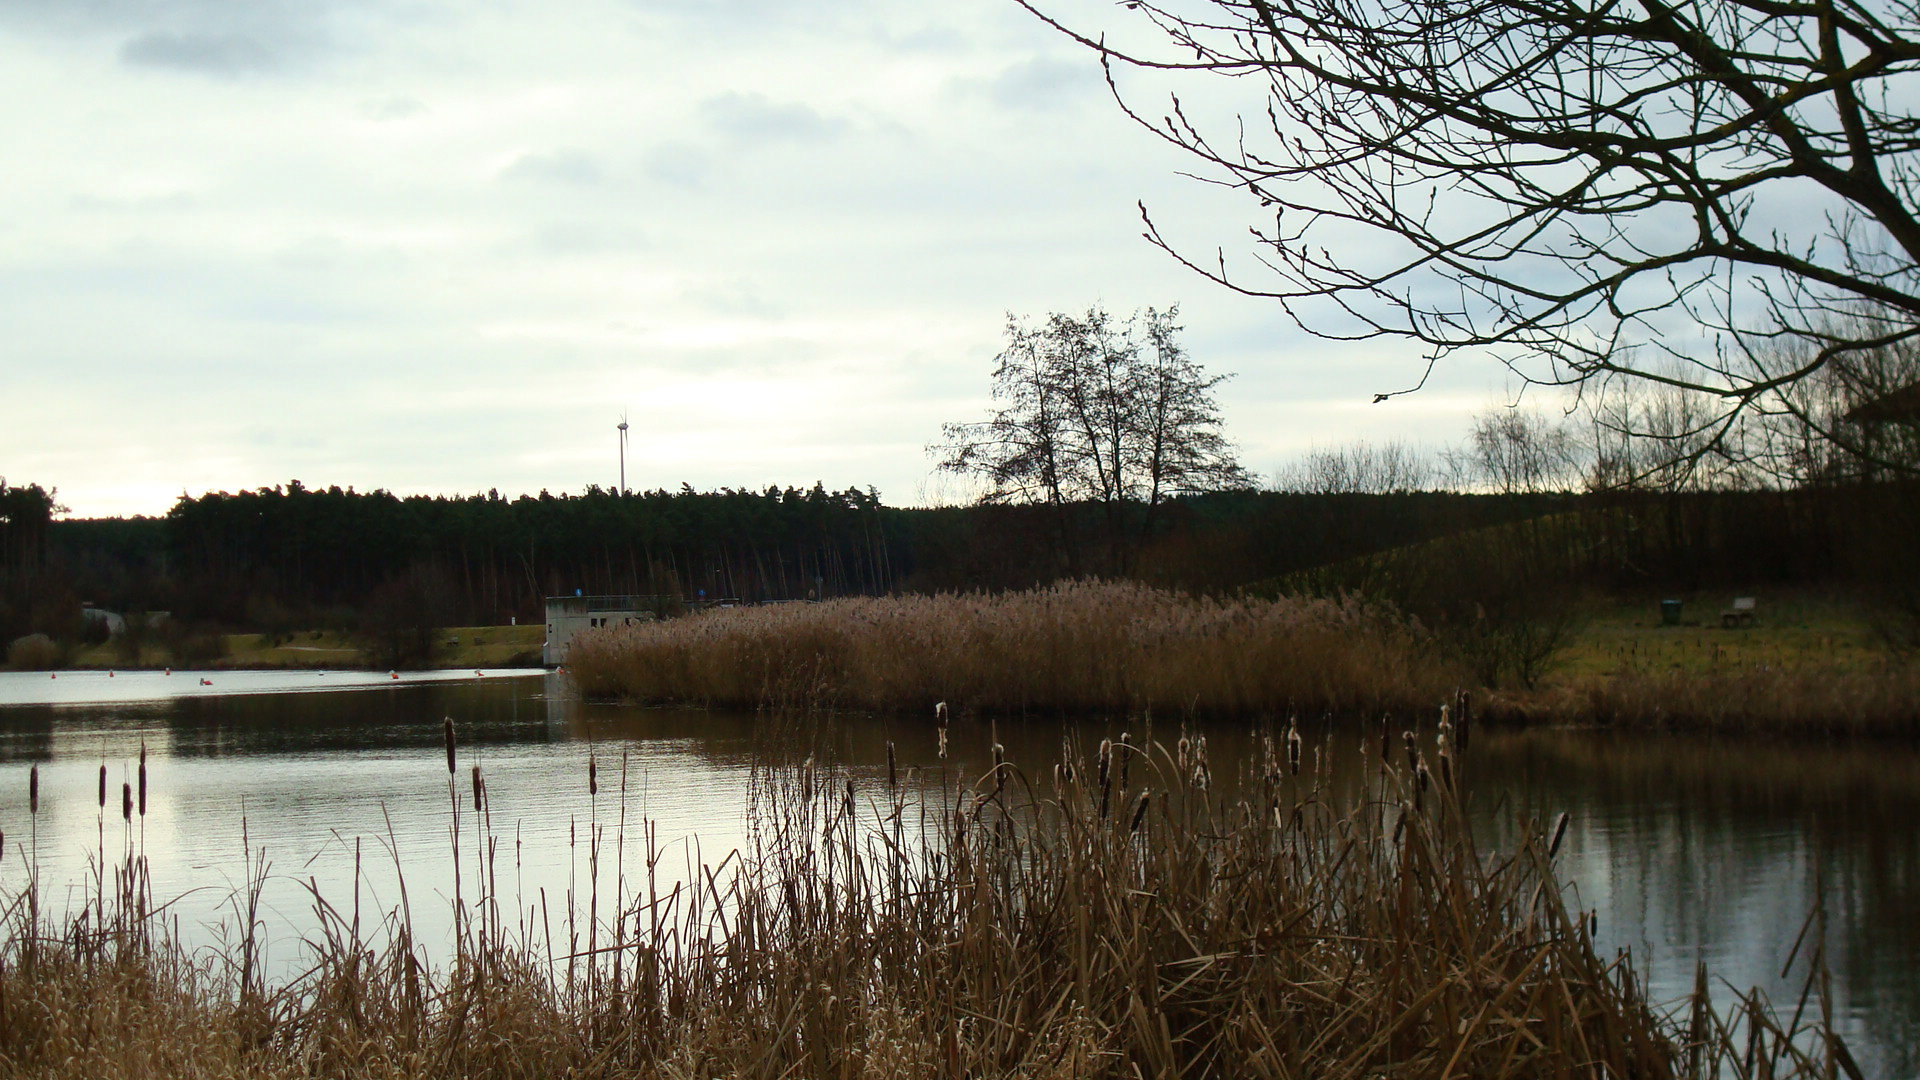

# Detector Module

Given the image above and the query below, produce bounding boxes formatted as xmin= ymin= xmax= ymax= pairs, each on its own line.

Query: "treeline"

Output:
xmin=0 ymin=481 xmax=59 ymax=644
xmin=39 ymin=482 xmax=902 ymax=636
xmin=11 ymin=476 xmax=1908 ymax=651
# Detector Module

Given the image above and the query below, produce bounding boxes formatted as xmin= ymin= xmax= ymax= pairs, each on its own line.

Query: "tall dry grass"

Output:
xmin=0 ymin=721 xmax=1862 ymax=1079
xmin=1493 ymin=659 xmax=1920 ymax=734
xmin=566 ymin=580 xmax=1457 ymax=717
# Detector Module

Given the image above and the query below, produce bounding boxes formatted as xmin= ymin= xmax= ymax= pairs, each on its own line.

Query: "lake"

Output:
xmin=0 ymin=669 xmax=1914 ymax=1075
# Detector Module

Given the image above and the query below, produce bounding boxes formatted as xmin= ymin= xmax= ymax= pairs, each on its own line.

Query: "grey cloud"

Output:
xmin=362 ymin=95 xmax=426 ymax=121
xmin=120 ymin=30 xmax=277 ymax=76
xmin=514 ymin=221 xmax=652 ymax=256
xmin=681 ymin=278 xmax=786 ymax=320
xmin=981 ymin=56 xmax=1098 ymax=112
xmin=69 ymin=190 xmax=200 ymax=212
xmin=643 ymin=142 xmax=712 ymax=188
xmin=885 ymin=24 xmax=968 ymax=53
xmin=699 ymin=92 xmax=846 ymax=144
xmin=500 ymin=148 xmax=605 ymax=187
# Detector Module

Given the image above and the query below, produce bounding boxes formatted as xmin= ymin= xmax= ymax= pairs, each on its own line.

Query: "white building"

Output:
xmin=542 ymin=594 xmax=661 ymax=666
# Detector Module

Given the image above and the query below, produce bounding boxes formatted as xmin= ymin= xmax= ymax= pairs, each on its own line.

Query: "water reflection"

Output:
xmin=0 ymin=675 xmax=1913 ymax=1073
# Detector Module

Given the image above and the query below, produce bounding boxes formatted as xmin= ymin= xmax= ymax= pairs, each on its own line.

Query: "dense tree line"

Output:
xmin=0 ymin=472 xmax=1906 ymax=658
xmin=139 ymin=482 xmax=904 ymax=628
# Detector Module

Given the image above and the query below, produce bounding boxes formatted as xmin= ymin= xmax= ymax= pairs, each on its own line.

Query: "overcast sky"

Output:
xmin=3 ymin=0 xmax=1506 ymax=518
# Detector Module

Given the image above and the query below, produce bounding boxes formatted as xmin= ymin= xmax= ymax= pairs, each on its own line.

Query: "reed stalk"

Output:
xmin=0 ymin=720 xmax=1860 ymax=1079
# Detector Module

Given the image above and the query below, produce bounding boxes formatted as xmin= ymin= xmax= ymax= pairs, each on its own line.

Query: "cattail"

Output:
xmin=28 ymin=765 xmax=37 ymax=815
xmin=1286 ymin=719 xmax=1302 ymax=776
xmin=1177 ymin=735 xmax=1191 ymax=775
xmin=471 ymin=763 xmax=485 ymax=812
xmin=122 ymin=782 xmax=132 ymax=822
xmin=886 ymin=741 xmax=897 ymax=789
xmin=443 ymin=716 xmax=456 ymax=775
xmin=98 ymin=763 xmax=107 ymax=808
xmin=1117 ymin=733 xmax=1133 ymax=792
xmin=1129 ymin=790 xmax=1151 ymax=834
xmin=1403 ymin=731 xmax=1418 ymax=774
xmin=842 ymin=779 xmax=855 ymax=819
xmin=588 ymin=752 xmax=598 ymax=796
xmin=0 ymin=830 xmax=5 ymax=862
xmin=1097 ymin=739 xmax=1112 ymax=819
xmin=1548 ymin=811 xmax=1571 ymax=858
xmin=1379 ymin=718 xmax=1391 ymax=764
xmin=1456 ymin=690 xmax=1472 ymax=753
xmin=138 ymin=744 xmax=148 ymax=817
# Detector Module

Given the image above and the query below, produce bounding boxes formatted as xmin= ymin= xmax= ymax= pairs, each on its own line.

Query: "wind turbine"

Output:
xmin=617 ymin=412 xmax=630 ymax=495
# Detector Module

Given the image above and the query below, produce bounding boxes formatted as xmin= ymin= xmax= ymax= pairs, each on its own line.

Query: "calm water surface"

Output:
xmin=0 ymin=670 xmax=1914 ymax=1075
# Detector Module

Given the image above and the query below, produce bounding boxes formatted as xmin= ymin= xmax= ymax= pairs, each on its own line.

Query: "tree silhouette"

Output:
xmin=1021 ymin=0 xmax=1920 ymax=460
xmin=933 ymin=307 xmax=1249 ymax=570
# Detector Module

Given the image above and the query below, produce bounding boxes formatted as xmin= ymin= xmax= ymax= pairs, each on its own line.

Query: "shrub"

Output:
xmin=6 ymin=633 xmax=62 ymax=671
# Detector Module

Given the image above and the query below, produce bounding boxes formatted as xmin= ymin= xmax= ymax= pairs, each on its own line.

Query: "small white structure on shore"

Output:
xmin=542 ymin=594 xmax=661 ymax=666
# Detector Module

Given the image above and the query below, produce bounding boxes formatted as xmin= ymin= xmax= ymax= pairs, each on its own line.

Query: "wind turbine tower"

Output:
xmin=617 ymin=413 xmax=630 ymax=495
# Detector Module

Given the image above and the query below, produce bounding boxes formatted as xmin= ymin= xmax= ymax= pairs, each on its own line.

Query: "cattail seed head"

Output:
xmin=443 ymin=717 xmax=456 ymax=775
xmin=138 ymin=744 xmax=148 ymax=817
xmin=471 ymin=764 xmax=484 ymax=811
xmin=1403 ymin=731 xmax=1418 ymax=774
xmin=588 ymin=752 xmax=598 ymax=796
xmin=886 ymin=741 xmax=897 ymax=789
xmin=1286 ymin=720 xmax=1303 ymax=776
xmin=98 ymin=764 xmax=107 ymax=808
xmin=122 ymin=782 xmax=132 ymax=822
xmin=29 ymin=765 xmax=38 ymax=815
xmin=1129 ymin=791 xmax=1151 ymax=834
xmin=1548 ymin=811 xmax=1571 ymax=859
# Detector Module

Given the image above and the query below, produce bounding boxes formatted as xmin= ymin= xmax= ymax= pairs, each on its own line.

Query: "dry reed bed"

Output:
xmin=1488 ymin=661 xmax=1920 ymax=734
xmin=567 ymin=580 xmax=1457 ymax=717
xmin=0 ymin=729 xmax=1858 ymax=1079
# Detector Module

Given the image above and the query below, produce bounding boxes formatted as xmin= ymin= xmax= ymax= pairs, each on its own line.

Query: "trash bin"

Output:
xmin=1660 ymin=599 xmax=1683 ymax=626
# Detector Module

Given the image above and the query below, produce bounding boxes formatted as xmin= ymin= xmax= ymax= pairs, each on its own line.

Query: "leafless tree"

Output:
xmin=1275 ymin=439 xmax=1435 ymax=494
xmin=1020 ymin=0 xmax=1920 ymax=461
xmin=1749 ymin=315 xmax=1920 ymax=481
xmin=1444 ymin=408 xmax=1584 ymax=493
xmin=932 ymin=307 xmax=1251 ymax=567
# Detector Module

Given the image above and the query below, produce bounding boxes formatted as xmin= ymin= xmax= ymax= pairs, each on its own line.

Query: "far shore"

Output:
xmin=57 ymin=623 xmax=547 ymax=673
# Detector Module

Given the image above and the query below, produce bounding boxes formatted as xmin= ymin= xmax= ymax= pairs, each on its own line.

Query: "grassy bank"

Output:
xmin=1497 ymin=594 xmax=1920 ymax=733
xmin=62 ymin=624 xmax=545 ymax=672
xmin=567 ymin=580 xmax=1457 ymax=718
xmin=0 ymin=729 xmax=1855 ymax=1078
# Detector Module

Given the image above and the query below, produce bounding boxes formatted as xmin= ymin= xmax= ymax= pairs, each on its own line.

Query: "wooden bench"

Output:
xmin=1721 ymin=597 xmax=1756 ymax=628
